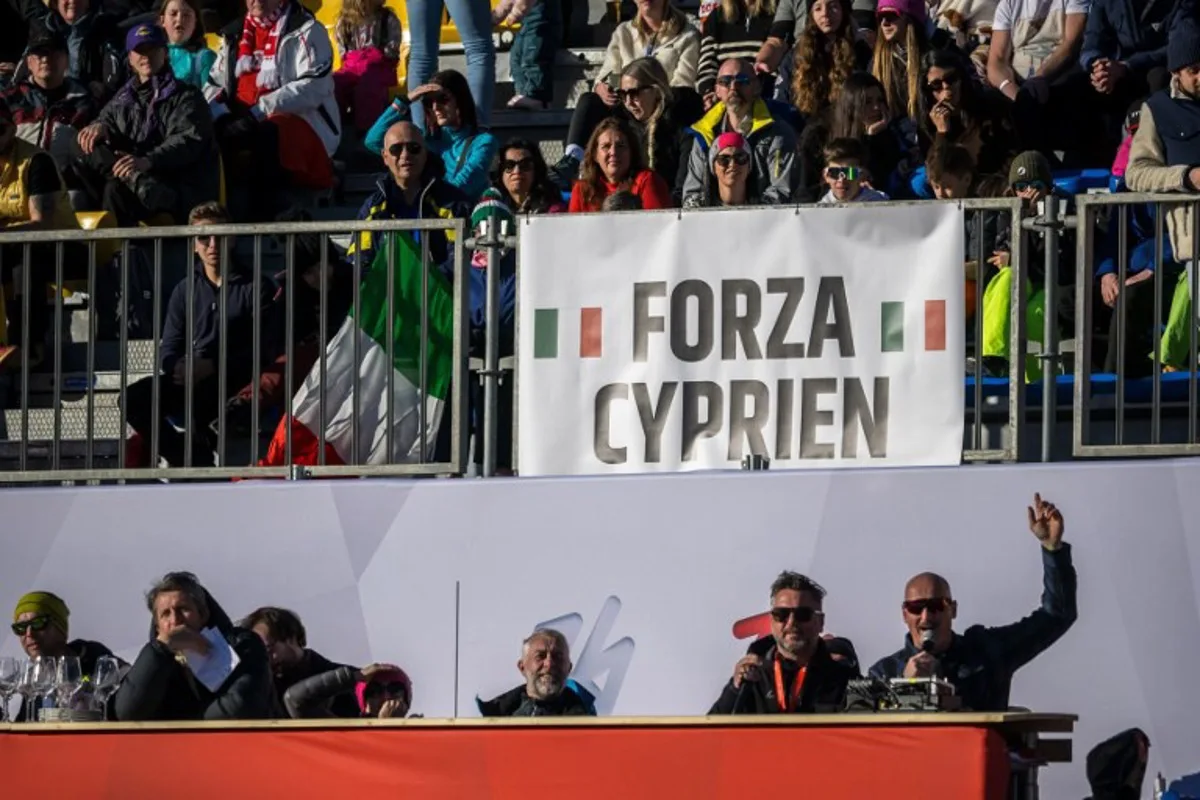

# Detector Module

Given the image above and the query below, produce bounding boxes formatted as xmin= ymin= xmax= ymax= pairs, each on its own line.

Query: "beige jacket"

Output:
xmin=597 ymin=19 xmax=702 ymax=88
xmin=1125 ymin=83 xmax=1197 ymax=262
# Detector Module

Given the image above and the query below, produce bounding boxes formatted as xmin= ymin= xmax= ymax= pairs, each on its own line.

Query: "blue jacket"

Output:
xmin=868 ymin=544 xmax=1078 ymax=712
xmin=364 ymin=97 xmax=498 ymax=200
xmin=168 ymin=43 xmax=216 ymax=89
xmin=1096 ymin=201 xmax=1175 ymax=276
xmin=1080 ymin=0 xmax=1180 ymax=73
xmin=350 ymin=174 xmax=471 ymax=278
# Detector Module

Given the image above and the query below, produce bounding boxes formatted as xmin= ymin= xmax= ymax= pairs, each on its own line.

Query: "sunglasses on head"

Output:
xmin=770 ymin=606 xmax=821 ymax=624
xmin=388 ymin=141 xmax=423 ymax=158
xmin=927 ymin=75 xmax=960 ymax=93
xmin=902 ymin=597 xmax=951 ymax=615
xmin=1013 ymin=179 xmax=1047 ymax=193
xmin=715 ymin=151 xmax=750 ymax=168
xmin=502 ymin=157 xmax=534 ymax=173
xmin=825 ymin=166 xmax=859 ymax=181
xmin=617 ymin=86 xmax=648 ymax=102
xmin=11 ymin=616 xmax=51 ymax=636
xmin=716 ymin=73 xmax=751 ymax=88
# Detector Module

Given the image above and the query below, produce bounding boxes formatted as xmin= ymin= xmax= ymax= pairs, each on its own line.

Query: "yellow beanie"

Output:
xmin=13 ymin=591 xmax=69 ymax=636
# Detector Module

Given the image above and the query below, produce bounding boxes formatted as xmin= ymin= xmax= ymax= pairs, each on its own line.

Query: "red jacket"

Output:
xmin=568 ymin=169 xmax=672 ymax=212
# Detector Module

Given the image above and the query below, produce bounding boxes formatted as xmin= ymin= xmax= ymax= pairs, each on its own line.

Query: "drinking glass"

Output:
xmin=18 ymin=658 xmax=39 ymax=720
xmin=55 ymin=655 xmax=82 ymax=711
xmin=92 ymin=656 xmax=121 ymax=712
xmin=0 ymin=657 xmax=19 ymax=722
xmin=32 ymin=656 xmax=57 ymax=720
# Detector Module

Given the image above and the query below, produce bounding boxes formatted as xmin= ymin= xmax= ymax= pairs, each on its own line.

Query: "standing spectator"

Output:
xmin=569 ymin=116 xmax=672 ymax=212
xmin=819 ymin=136 xmax=891 ymax=201
xmin=552 ymin=0 xmax=701 ymax=187
xmin=114 ymin=571 xmax=275 ymax=721
xmin=285 ymin=662 xmax=413 ymax=718
xmin=123 ymin=203 xmax=273 ymax=467
xmin=872 ymin=0 xmax=930 ymax=121
xmin=332 ymin=0 xmax=401 ymax=133
xmin=710 ymin=572 xmax=858 ymax=714
xmin=754 ymin=0 xmax=807 ymax=73
xmin=784 ymin=0 xmax=872 ymax=115
xmin=405 ymin=0 xmax=495 ymax=128
xmin=70 ymin=24 xmax=217 ymax=226
xmin=365 ymin=69 xmax=497 ymax=200
xmin=478 ymin=629 xmax=596 ymax=717
xmin=682 ymin=130 xmax=763 ymax=206
xmin=494 ymin=0 xmax=562 ymax=110
xmin=919 ymin=49 xmax=1017 ymax=179
xmin=492 ymin=137 xmax=565 ymax=213
xmin=205 ymin=0 xmax=340 ymax=220
xmin=10 ymin=591 xmax=117 ymax=722
xmin=31 ymin=0 xmax=125 ymax=103
xmin=241 ymin=606 xmax=359 ymax=718
xmin=868 ymin=494 xmax=1077 ymax=712
xmin=697 ymin=0 xmax=777 ymax=103
xmin=620 ymin=58 xmax=691 ymax=202
xmin=681 ymin=58 xmax=799 ymax=207
xmin=161 ymin=0 xmax=216 ymax=88
xmin=1 ymin=27 xmax=97 ymax=175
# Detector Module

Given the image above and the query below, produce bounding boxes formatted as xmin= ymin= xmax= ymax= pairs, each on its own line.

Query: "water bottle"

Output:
xmin=1156 ymin=773 xmax=1166 ymax=799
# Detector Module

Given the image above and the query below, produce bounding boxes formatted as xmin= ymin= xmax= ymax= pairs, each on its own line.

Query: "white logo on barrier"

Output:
xmin=536 ymin=595 xmax=635 ymax=715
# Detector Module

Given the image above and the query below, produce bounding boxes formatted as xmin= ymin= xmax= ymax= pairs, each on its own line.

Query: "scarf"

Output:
xmin=236 ymin=0 xmax=289 ymax=92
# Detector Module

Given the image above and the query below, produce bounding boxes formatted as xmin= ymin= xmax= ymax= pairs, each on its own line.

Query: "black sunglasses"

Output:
xmin=388 ymin=141 xmax=423 ymax=157
xmin=878 ymin=10 xmax=901 ymax=22
xmin=11 ymin=615 xmax=51 ymax=636
xmin=424 ymin=91 xmax=451 ymax=105
xmin=927 ymin=74 xmax=960 ymax=93
xmin=715 ymin=74 xmax=751 ymax=88
xmin=902 ymin=597 xmax=951 ymax=615
xmin=770 ymin=606 xmax=821 ymax=624
xmin=502 ymin=157 xmax=535 ymax=173
xmin=1013 ymin=179 xmax=1047 ymax=193
xmin=363 ymin=681 xmax=409 ymax=701
xmin=617 ymin=86 xmax=649 ymax=102
xmin=715 ymin=152 xmax=750 ymax=168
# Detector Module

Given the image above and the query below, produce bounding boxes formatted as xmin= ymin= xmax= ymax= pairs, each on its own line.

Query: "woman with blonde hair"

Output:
xmin=696 ymin=0 xmax=775 ymax=102
xmin=620 ymin=58 xmax=689 ymax=202
xmin=786 ymin=0 xmax=870 ymax=116
xmin=568 ymin=117 xmax=672 ymax=212
xmin=871 ymin=0 xmax=929 ymax=121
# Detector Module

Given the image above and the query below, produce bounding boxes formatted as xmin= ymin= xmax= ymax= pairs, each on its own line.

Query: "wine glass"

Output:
xmin=92 ymin=656 xmax=121 ymax=712
xmin=55 ymin=655 xmax=82 ymax=712
xmin=18 ymin=658 xmax=39 ymax=720
xmin=0 ymin=657 xmax=19 ymax=722
xmin=31 ymin=656 xmax=57 ymax=720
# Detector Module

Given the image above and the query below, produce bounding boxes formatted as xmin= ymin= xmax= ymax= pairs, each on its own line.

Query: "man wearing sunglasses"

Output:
xmin=681 ymin=57 xmax=799 ymax=209
xmin=710 ymin=572 xmax=858 ymax=715
xmin=868 ymin=493 xmax=1077 ymax=712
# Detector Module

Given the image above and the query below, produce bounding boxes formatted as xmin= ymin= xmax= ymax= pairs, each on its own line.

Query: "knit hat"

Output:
xmin=876 ymin=0 xmax=927 ymax=25
xmin=1008 ymin=150 xmax=1053 ymax=188
xmin=355 ymin=667 xmax=412 ymax=714
xmin=471 ymin=188 xmax=515 ymax=234
xmin=13 ymin=591 xmax=69 ymax=636
xmin=709 ymin=131 xmax=752 ymax=173
xmin=1170 ymin=20 xmax=1200 ymax=73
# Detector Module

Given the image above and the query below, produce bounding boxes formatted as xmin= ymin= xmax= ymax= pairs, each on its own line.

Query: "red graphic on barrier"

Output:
xmin=732 ymin=612 xmax=772 ymax=641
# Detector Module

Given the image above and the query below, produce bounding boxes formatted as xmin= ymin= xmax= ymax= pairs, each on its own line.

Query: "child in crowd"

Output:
xmin=161 ymin=0 xmax=215 ymax=88
xmin=494 ymin=0 xmax=562 ymax=110
xmin=333 ymin=0 xmax=402 ymax=132
xmin=601 ymin=190 xmax=644 ymax=211
xmin=819 ymin=138 xmax=890 ymax=203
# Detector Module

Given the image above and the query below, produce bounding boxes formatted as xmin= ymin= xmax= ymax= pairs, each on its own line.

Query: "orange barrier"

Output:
xmin=0 ymin=714 xmax=1069 ymax=799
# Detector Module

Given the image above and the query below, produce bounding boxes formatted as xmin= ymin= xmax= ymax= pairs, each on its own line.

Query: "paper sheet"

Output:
xmin=183 ymin=627 xmax=240 ymax=693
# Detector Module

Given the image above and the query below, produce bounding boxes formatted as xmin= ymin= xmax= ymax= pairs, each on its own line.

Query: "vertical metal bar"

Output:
xmin=85 ymin=240 xmax=96 ymax=470
xmin=972 ymin=208 xmax=983 ymax=452
xmin=451 ymin=222 xmax=467 ymax=472
xmin=483 ymin=220 xmax=500 ymax=477
xmin=1116 ymin=205 xmax=1128 ymax=446
xmin=1191 ymin=201 xmax=1199 ymax=444
xmin=216 ymin=233 xmax=228 ymax=466
xmin=19 ymin=243 xmax=29 ymax=471
xmin=352 ymin=241 xmax=362 ymax=465
xmin=183 ymin=237 xmax=195 ymax=469
xmin=1008 ymin=201 xmax=1027 ymax=462
xmin=1074 ymin=201 xmax=1094 ymax=455
xmin=385 ymin=231 xmax=396 ymax=463
xmin=318 ymin=235 xmax=328 ymax=466
xmin=284 ymin=234 xmax=295 ymax=468
xmin=419 ymin=235 xmax=430 ymax=463
xmin=250 ymin=235 xmax=261 ymax=465
xmin=150 ymin=238 xmax=162 ymax=467
xmin=1152 ymin=203 xmax=1164 ymax=443
xmin=1040 ymin=196 xmax=1059 ymax=463
xmin=51 ymin=242 xmax=63 ymax=471
xmin=118 ymin=241 xmax=129 ymax=470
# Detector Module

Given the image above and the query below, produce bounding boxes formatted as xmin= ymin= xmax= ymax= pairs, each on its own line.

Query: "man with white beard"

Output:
xmin=477 ymin=629 xmax=596 ymax=717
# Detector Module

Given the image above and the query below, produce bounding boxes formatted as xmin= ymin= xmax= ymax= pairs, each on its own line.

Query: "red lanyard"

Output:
xmin=773 ymin=659 xmax=807 ymax=712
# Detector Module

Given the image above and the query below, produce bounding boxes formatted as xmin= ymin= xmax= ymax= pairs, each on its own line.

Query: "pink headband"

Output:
xmin=354 ymin=668 xmax=412 ymax=714
xmin=709 ymin=132 xmax=751 ymax=172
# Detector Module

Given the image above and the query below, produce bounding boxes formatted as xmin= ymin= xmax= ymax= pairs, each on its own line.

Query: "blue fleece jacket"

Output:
xmin=168 ymin=43 xmax=216 ymax=89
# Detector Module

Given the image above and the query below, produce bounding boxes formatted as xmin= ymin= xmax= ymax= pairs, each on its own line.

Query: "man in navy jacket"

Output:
xmin=869 ymin=493 xmax=1078 ymax=711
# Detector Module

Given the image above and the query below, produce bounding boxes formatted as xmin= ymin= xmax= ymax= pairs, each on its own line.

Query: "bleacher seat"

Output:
xmin=966 ymin=371 xmax=1200 ymax=408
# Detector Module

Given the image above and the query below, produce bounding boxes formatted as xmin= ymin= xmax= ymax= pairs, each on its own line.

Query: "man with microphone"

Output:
xmin=868 ymin=493 xmax=1077 ymax=711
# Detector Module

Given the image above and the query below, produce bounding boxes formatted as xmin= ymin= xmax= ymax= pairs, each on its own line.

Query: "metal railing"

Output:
xmin=0 ymin=218 xmax=469 ymax=483
xmin=1073 ymin=193 xmax=1200 ymax=458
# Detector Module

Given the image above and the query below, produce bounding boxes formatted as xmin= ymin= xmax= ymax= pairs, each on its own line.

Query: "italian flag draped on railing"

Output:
xmin=261 ymin=232 xmax=453 ymax=466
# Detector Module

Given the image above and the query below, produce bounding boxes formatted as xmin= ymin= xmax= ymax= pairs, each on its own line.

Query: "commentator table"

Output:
xmin=0 ymin=712 xmax=1075 ymax=799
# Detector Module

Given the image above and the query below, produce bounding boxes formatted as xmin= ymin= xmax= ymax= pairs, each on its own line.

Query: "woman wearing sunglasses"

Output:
xmin=284 ymin=661 xmax=414 ymax=718
xmin=918 ymin=50 xmax=1016 ymax=184
xmin=619 ymin=58 xmax=691 ymax=203
xmin=871 ymin=0 xmax=930 ymax=121
xmin=569 ymin=116 xmax=672 ymax=212
xmin=682 ymin=131 xmax=760 ymax=207
xmin=491 ymin=138 xmax=564 ymax=214
xmin=365 ymin=69 xmax=497 ymax=201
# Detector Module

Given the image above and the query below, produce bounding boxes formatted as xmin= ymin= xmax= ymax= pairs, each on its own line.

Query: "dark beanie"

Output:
xmin=1169 ymin=20 xmax=1200 ymax=73
xmin=1008 ymin=150 xmax=1053 ymax=188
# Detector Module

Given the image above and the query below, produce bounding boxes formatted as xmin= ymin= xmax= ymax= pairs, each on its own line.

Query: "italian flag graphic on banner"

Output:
xmin=262 ymin=232 xmax=453 ymax=466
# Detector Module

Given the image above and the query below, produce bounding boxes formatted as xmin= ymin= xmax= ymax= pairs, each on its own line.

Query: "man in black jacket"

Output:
xmin=868 ymin=493 xmax=1078 ymax=711
xmin=113 ymin=571 xmax=275 ymax=721
xmin=241 ymin=606 xmax=359 ymax=718
xmin=478 ymin=629 xmax=596 ymax=717
xmin=710 ymin=572 xmax=858 ymax=714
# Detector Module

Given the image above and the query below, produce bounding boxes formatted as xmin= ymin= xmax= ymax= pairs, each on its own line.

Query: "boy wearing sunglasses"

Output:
xmin=868 ymin=493 xmax=1077 ymax=712
xmin=819 ymin=138 xmax=889 ymax=203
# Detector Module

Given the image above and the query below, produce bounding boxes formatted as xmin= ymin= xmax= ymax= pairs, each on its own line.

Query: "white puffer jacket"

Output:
xmin=205 ymin=5 xmax=342 ymax=156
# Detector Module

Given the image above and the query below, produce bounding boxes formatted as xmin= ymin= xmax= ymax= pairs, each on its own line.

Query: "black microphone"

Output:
xmin=920 ymin=629 xmax=937 ymax=654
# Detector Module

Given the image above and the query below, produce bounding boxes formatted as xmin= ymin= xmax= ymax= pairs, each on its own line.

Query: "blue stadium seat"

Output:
xmin=1052 ymin=169 xmax=1111 ymax=196
xmin=965 ymin=371 xmax=1200 ymax=408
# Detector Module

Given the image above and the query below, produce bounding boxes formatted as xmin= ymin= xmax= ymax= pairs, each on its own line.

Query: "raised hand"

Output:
xmin=1027 ymin=492 xmax=1065 ymax=551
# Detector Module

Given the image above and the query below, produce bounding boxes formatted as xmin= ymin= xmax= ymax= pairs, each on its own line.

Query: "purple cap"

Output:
xmin=126 ymin=23 xmax=168 ymax=53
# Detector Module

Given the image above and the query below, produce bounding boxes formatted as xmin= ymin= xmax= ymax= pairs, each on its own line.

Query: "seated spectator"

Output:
xmin=492 ymin=137 xmax=566 ymax=213
xmin=70 ymin=24 xmax=218 ymax=227
xmin=11 ymin=591 xmax=118 ymax=721
xmin=161 ymin=0 xmax=216 ymax=88
xmin=332 ymin=0 xmax=400 ymax=132
xmin=241 ymin=606 xmax=358 ymax=718
xmin=920 ymin=49 xmax=1017 ymax=180
xmin=114 ymin=571 xmax=274 ymax=721
xmin=782 ymin=0 xmax=872 ymax=115
xmin=365 ymin=69 xmax=497 ymax=201
xmin=710 ymin=572 xmax=858 ymax=714
xmin=697 ymin=0 xmax=776 ymax=104
xmin=601 ymin=189 xmax=644 ymax=210
xmin=569 ymin=116 xmax=673 ymax=212
xmin=29 ymin=0 xmax=125 ymax=103
xmin=681 ymin=58 xmax=799 ymax=207
xmin=929 ymin=0 xmax=999 ymax=71
xmin=552 ymin=0 xmax=701 ymax=187
xmin=683 ymin=130 xmax=762 ymax=206
xmin=754 ymin=0 xmax=807 ymax=74
xmin=124 ymin=203 xmax=273 ymax=467
xmin=478 ymin=629 xmax=597 ymax=717
xmin=285 ymin=662 xmax=413 ymax=718
xmin=494 ymin=0 xmax=561 ymax=111
xmin=1 ymin=27 xmax=97 ymax=177
xmin=1125 ymin=22 xmax=1200 ymax=372
xmin=205 ymin=0 xmax=340 ymax=221
xmin=819 ymin=136 xmax=891 ymax=201
xmin=619 ymin=58 xmax=691 ymax=203
xmin=872 ymin=0 xmax=930 ymax=121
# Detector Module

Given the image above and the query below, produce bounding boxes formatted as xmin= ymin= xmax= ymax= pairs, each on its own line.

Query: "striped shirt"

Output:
xmin=697 ymin=7 xmax=775 ymax=95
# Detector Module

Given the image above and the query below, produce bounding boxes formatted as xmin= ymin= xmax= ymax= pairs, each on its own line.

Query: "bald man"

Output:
xmin=867 ymin=493 xmax=1078 ymax=711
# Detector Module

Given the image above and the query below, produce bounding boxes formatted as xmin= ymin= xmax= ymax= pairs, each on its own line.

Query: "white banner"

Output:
xmin=517 ymin=205 xmax=965 ymax=476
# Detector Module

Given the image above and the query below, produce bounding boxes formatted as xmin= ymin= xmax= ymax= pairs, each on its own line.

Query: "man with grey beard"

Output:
xmin=477 ymin=629 xmax=596 ymax=717
xmin=681 ymin=57 xmax=799 ymax=208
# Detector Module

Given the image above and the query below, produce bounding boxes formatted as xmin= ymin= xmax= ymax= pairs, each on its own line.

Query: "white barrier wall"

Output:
xmin=3 ymin=461 xmax=1200 ymax=797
